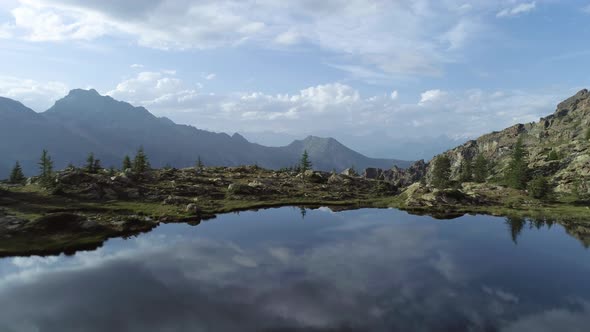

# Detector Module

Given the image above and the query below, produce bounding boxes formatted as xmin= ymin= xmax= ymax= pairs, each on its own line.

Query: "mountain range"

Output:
xmin=0 ymin=89 xmax=410 ymax=177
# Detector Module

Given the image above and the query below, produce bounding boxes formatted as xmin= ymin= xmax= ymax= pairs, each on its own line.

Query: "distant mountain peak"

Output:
xmin=232 ymin=133 xmax=248 ymax=142
xmin=45 ymin=88 xmax=153 ymax=122
xmin=67 ymin=88 xmax=101 ymax=97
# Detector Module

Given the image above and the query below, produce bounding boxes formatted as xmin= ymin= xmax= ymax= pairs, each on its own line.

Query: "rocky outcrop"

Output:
xmin=341 ymin=168 xmax=358 ymax=177
xmin=422 ymin=89 xmax=590 ymax=193
xmin=361 ymin=160 xmax=427 ymax=187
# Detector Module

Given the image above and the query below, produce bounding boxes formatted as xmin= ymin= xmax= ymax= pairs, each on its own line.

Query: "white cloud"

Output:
xmin=441 ymin=19 xmax=482 ymax=50
xmin=204 ymin=73 xmax=216 ymax=80
xmin=390 ymin=90 xmax=399 ymax=100
xmin=274 ymin=28 xmax=303 ymax=45
xmin=11 ymin=1 xmax=109 ymax=41
xmin=482 ymin=286 xmax=520 ymax=304
xmin=497 ymin=2 xmax=536 ymax=18
xmin=0 ymin=68 xmax=566 ymax=150
xmin=0 ymin=0 xmax=514 ymax=76
xmin=104 ymin=71 xmax=565 ymax=143
xmin=0 ymin=75 xmax=68 ymax=111
xmin=419 ymin=89 xmax=447 ymax=105
xmin=130 ymin=63 xmax=143 ymax=69
xmin=0 ymin=23 xmax=14 ymax=38
xmin=502 ymin=302 xmax=590 ymax=332
xmin=107 ymin=71 xmax=199 ymax=108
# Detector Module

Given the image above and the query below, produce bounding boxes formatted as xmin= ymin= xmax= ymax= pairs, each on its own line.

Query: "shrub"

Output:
xmin=547 ymin=150 xmax=559 ymax=161
xmin=527 ymin=176 xmax=551 ymax=199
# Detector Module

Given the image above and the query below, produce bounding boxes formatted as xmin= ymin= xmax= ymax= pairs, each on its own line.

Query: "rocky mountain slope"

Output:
xmin=422 ymin=89 xmax=590 ymax=194
xmin=0 ymin=89 xmax=409 ymax=177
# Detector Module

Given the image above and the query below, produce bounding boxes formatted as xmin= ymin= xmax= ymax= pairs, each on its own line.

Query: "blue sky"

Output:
xmin=0 ymin=0 xmax=589 ymax=159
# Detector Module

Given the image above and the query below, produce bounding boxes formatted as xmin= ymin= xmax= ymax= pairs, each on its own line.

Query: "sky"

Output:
xmin=0 ymin=0 xmax=589 ymax=159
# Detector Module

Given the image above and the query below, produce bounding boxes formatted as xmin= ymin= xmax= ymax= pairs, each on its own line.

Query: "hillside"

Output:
xmin=0 ymin=89 xmax=409 ymax=177
xmin=422 ymin=89 xmax=590 ymax=194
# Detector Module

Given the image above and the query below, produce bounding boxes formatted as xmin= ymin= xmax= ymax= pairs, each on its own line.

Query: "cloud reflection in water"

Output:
xmin=0 ymin=208 xmax=589 ymax=332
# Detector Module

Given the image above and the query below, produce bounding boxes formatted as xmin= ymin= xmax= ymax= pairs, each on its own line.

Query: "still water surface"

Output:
xmin=0 ymin=207 xmax=589 ymax=332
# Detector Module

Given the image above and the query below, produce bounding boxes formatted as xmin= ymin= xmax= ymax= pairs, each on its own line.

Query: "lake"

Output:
xmin=0 ymin=207 xmax=589 ymax=332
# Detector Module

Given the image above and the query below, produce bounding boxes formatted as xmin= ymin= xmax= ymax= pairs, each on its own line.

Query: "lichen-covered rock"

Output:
xmin=185 ymin=203 xmax=201 ymax=215
xmin=341 ymin=168 xmax=358 ymax=177
xmin=327 ymin=174 xmax=345 ymax=184
xmin=303 ymin=170 xmax=326 ymax=184
xmin=227 ymin=183 xmax=255 ymax=195
xmin=163 ymin=195 xmax=191 ymax=205
xmin=421 ymin=89 xmax=590 ymax=193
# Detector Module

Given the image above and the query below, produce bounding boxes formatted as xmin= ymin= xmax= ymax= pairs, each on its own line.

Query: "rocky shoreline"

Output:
xmin=0 ymin=165 xmax=397 ymax=257
xmin=1 ymin=164 xmax=589 ymax=257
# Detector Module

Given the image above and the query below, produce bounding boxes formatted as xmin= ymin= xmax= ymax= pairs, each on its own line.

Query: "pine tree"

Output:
xmin=300 ymin=150 xmax=312 ymax=172
xmin=9 ymin=161 xmax=26 ymax=184
xmin=473 ymin=154 xmax=488 ymax=183
xmin=459 ymin=158 xmax=473 ymax=183
xmin=505 ymin=137 xmax=529 ymax=189
xmin=122 ymin=155 xmax=132 ymax=170
xmin=93 ymin=159 xmax=102 ymax=173
xmin=196 ymin=156 xmax=204 ymax=170
xmin=527 ymin=175 xmax=551 ymax=199
xmin=38 ymin=149 xmax=53 ymax=185
xmin=572 ymin=177 xmax=582 ymax=200
xmin=133 ymin=147 xmax=150 ymax=174
xmin=506 ymin=216 xmax=526 ymax=244
xmin=85 ymin=153 xmax=96 ymax=173
xmin=431 ymin=155 xmax=452 ymax=189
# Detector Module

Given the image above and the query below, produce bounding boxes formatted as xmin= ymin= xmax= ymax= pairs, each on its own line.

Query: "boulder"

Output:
xmin=341 ymin=168 xmax=358 ymax=177
xmin=303 ymin=170 xmax=326 ymax=183
xmin=56 ymin=169 xmax=94 ymax=186
xmin=227 ymin=183 xmax=254 ymax=195
xmin=110 ymin=174 xmax=131 ymax=184
xmin=363 ymin=168 xmax=382 ymax=179
xmin=248 ymin=180 xmax=265 ymax=188
xmin=185 ymin=203 xmax=201 ymax=215
xmin=163 ymin=195 xmax=191 ymax=205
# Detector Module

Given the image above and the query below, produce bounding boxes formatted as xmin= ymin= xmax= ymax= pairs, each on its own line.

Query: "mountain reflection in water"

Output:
xmin=0 ymin=207 xmax=589 ymax=332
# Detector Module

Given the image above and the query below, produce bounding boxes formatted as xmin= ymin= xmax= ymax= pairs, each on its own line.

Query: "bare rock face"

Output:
xmin=422 ymin=89 xmax=590 ymax=193
xmin=361 ymin=160 xmax=427 ymax=188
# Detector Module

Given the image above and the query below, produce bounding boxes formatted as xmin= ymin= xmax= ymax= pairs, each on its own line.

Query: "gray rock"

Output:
xmin=163 ymin=195 xmax=191 ymax=205
xmin=327 ymin=174 xmax=345 ymax=184
xmin=341 ymin=168 xmax=358 ymax=177
xmin=185 ymin=203 xmax=201 ymax=215
xmin=363 ymin=168 xmax=382 ymax=179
